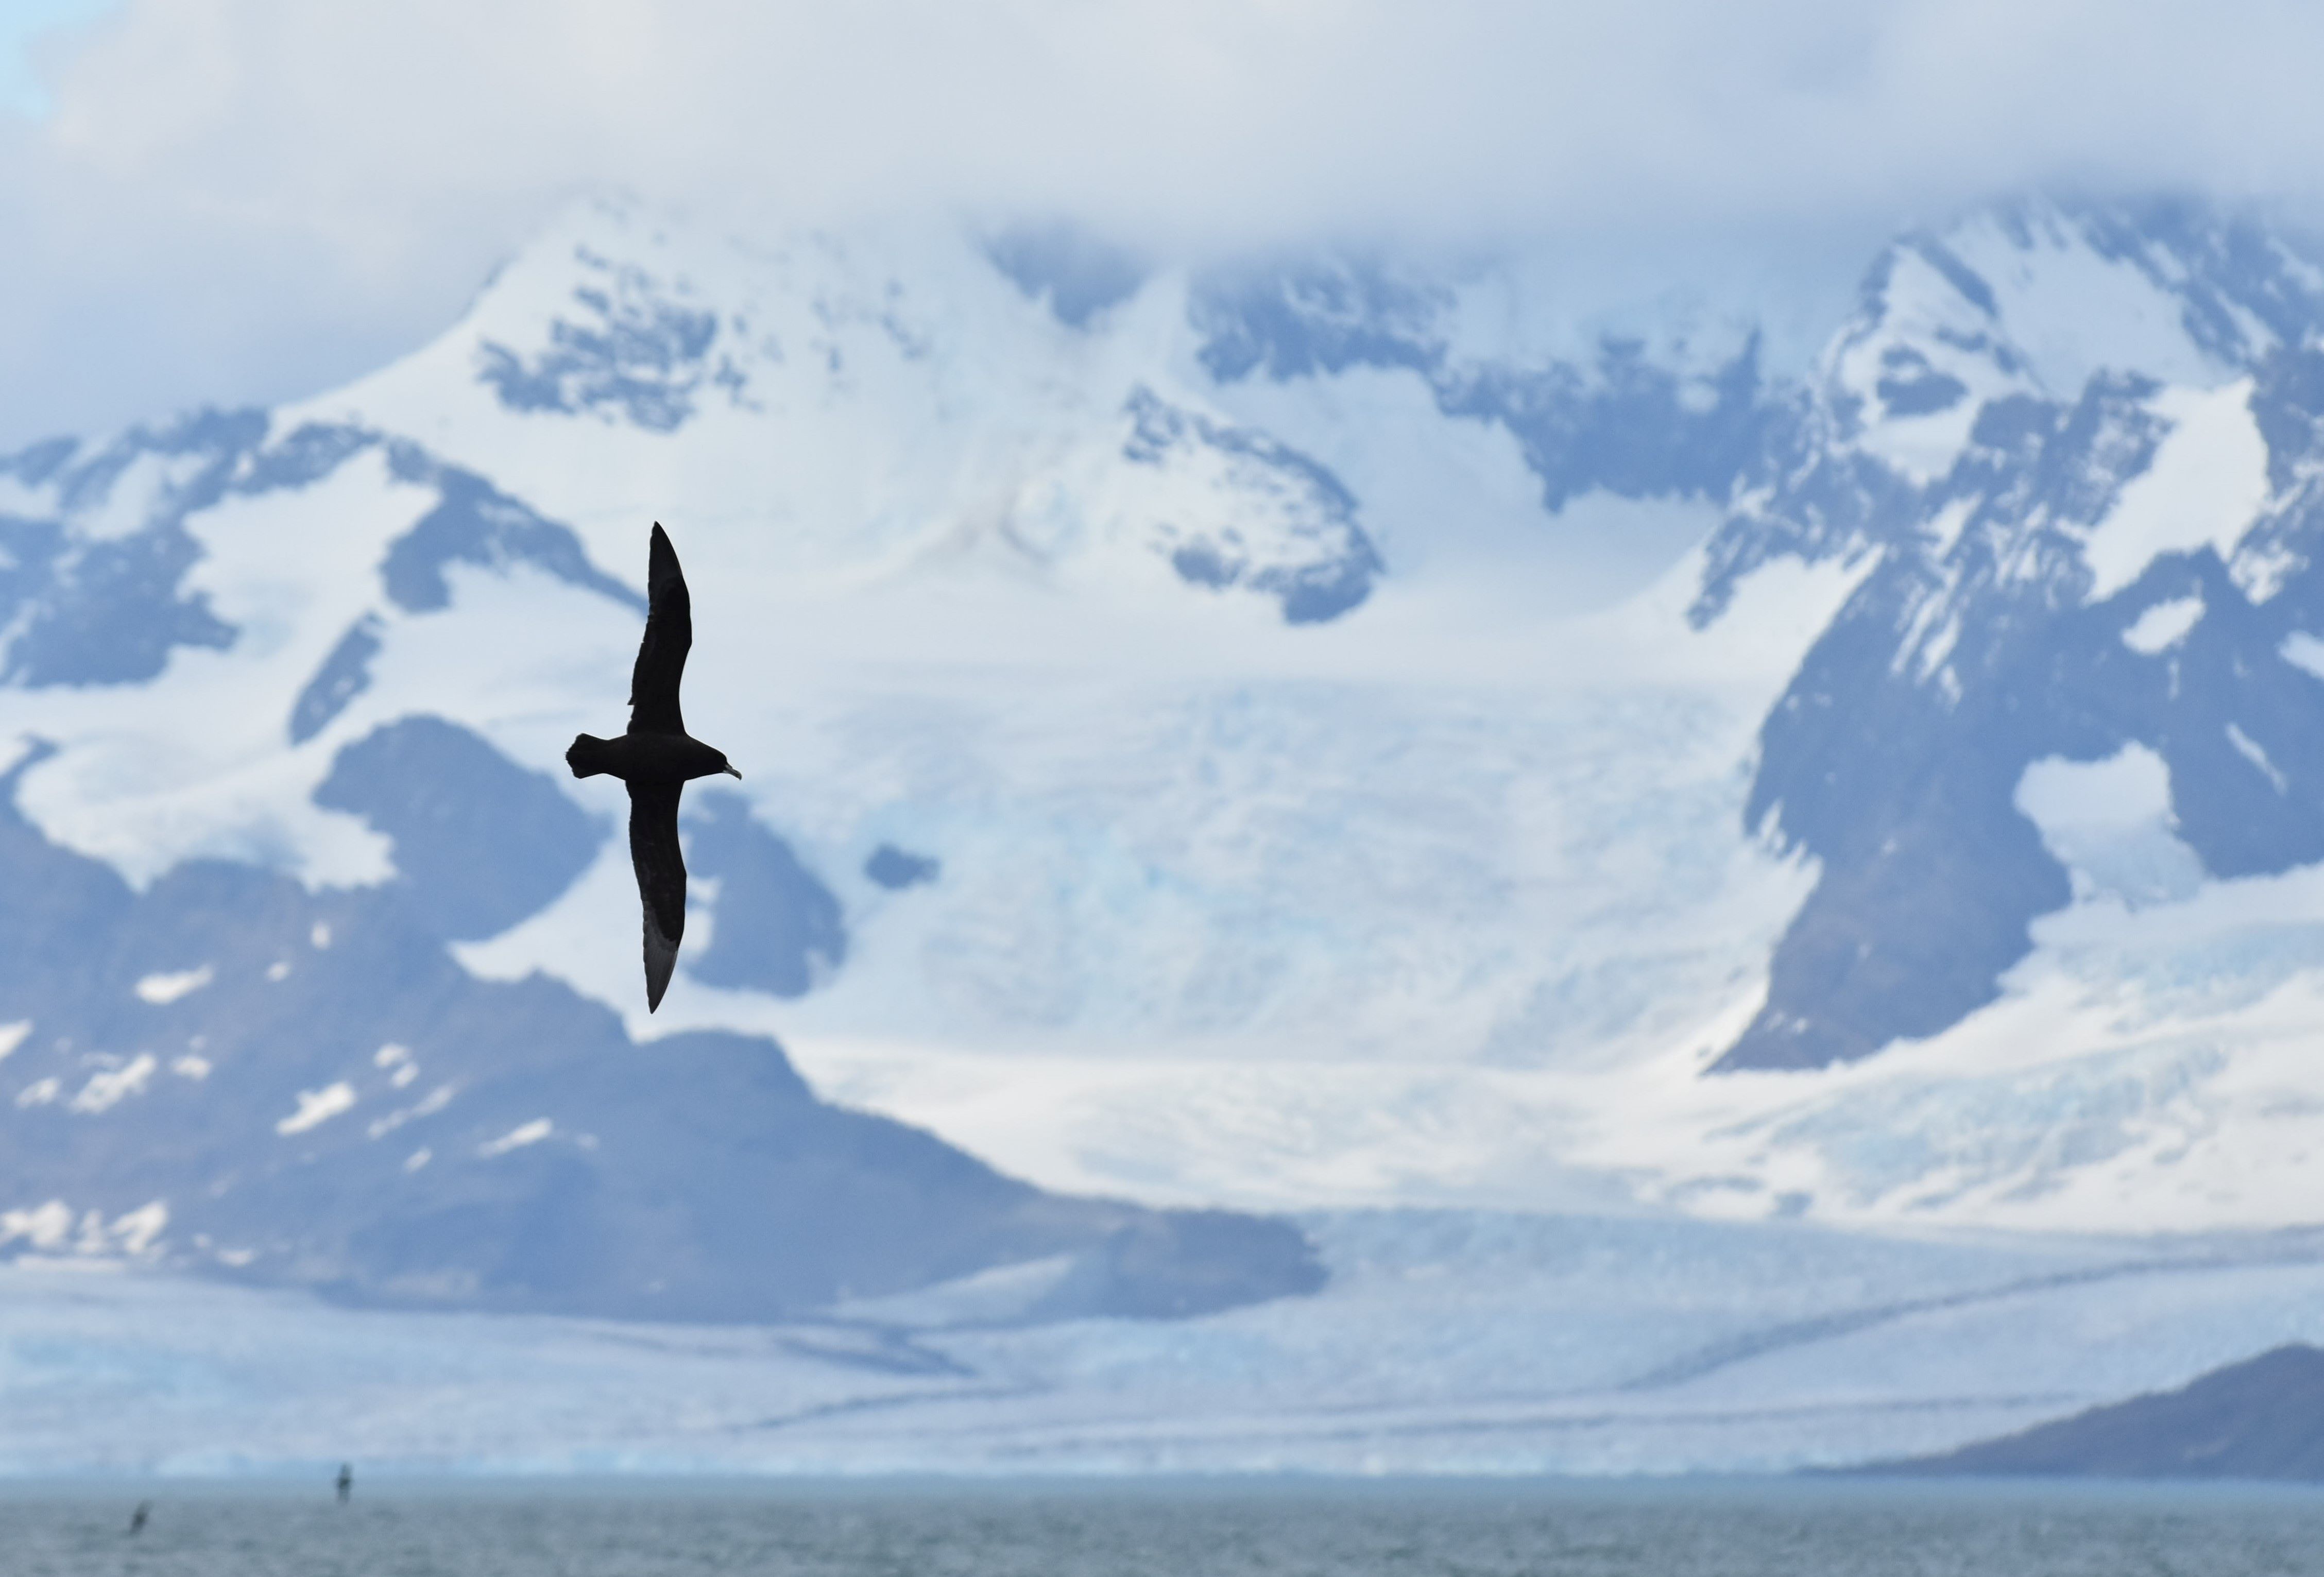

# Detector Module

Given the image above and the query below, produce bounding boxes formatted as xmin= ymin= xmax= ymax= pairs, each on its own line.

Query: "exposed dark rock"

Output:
xmin=986 ymin=221 xmax=1146 ymax=328
xmin=313 ymin=716 xmax=606 ymax=942
xmin=0 ymin=411 xmax=260 ymax=687
xmin=1860 ymin=1345 xmax=2324 ymax=1480
xmin=1121 ymin=386 xmax=1381 ymax=623
xmin=475 ymin=247 xmax=725 ymax=431
xmin=287 ymin=615 xmax=385 ymax=745
xmin=864 ymin=844 xmax=939 ymax=890
xmin=1707 ymin=209 xmax=2324 ymax=1070
xmin=378 ymin=447 xmax=642 ymax=614
xmin=680 ymin=792 xmax=846 ymax=998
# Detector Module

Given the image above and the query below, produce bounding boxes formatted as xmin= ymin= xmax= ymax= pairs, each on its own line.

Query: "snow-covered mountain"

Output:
xmin=9 ymin=189 xmax=2324 ymax=1312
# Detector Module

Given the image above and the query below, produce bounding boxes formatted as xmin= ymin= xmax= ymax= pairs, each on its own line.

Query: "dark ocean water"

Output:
xmin=6 ymin=1477 xmax=2321 ymax=1576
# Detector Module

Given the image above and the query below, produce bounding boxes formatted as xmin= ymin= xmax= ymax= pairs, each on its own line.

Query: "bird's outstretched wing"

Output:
xmin=627 ymin=522 xmax=692 ymax=735
xmin=628 ymin=780 xmax=686 ymax=1010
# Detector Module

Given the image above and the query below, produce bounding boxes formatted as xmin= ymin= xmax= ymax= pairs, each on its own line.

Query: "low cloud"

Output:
xmin=4 ymin=0 xmax=2323 ymax=442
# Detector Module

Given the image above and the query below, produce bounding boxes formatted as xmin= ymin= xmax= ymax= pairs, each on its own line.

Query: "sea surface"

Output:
xmin=4 ymin=1477 xmax=2321 ymax=1576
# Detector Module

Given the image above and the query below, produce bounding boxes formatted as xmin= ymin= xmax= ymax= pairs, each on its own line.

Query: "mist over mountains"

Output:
xmin=6 ymin=189 xmax=2324 ymax=1329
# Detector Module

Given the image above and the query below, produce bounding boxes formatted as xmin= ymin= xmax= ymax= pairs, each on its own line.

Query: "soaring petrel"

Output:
xmin=567 ymin=523 xmax=741 ymax=1010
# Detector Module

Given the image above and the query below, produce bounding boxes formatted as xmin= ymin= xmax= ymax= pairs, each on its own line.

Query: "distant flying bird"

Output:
xmin=128 ymin=1500 xmax=150 ymax=1535
xmin=567 ymin=523 xmax=742 ymax=1010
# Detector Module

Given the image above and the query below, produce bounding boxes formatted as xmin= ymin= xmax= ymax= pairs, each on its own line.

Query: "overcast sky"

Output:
xmin=1 ymin=0 xmax=2320 ymax=448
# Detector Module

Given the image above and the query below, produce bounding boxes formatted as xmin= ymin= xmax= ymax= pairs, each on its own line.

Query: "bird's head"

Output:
xmin=719 ymin=753 xmax=742 ymax=779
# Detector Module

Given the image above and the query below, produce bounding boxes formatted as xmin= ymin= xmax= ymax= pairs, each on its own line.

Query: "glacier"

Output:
xmin=7 ymin=1209 xmax=2324 ymax=1475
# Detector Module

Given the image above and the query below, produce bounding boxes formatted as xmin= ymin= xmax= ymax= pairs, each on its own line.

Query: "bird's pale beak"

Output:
xmin=724 ymin=764 xmax=743 ymax=778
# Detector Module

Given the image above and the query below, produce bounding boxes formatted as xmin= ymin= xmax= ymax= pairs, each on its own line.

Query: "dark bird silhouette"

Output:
xmin=336 ymin=1462 xmax=352 ymax=1503
xmin=128 ymin=1500 xmax=149 ymax=1535
xmin=567 ymin=523 xmax=741 ymax=1009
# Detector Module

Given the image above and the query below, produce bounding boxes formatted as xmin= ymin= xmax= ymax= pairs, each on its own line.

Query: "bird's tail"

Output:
xmin=566 ymin=733 xmax=618 ymax=779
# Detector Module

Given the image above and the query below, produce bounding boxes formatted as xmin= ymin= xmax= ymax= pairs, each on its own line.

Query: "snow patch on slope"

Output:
xmin=2123 ymin=594 xmax=2204 ymax=654
xmin=276 ymin=1082 xmax=356 ymax=1136
xmin=1943 ymin=208 xmax=2236 ymax=394
xmin=2017 ymin=746 xmax=2204 ymax=908
xmin=133 ymin=966 xmax=213 ymax=1005
xmin=70 ymin=1056 xmax=156 ymax=1115
xmin=2076 ymin=380 xmax=2269 ymax=601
